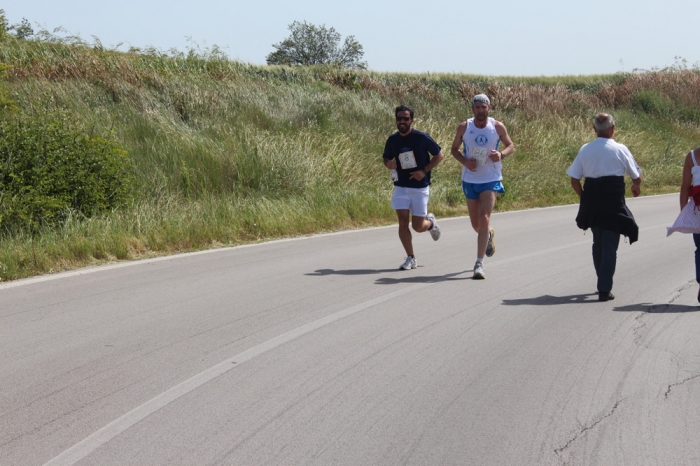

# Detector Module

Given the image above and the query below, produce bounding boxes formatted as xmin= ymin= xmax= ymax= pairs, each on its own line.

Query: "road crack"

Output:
xmin=632 ymin=312 xmax=648 ymax=346
xmin=631 ymin=280 xmax=696 ymax=347
xmin=668 ymin=281 xmax=695 ymax=304
xmin=664 ymin=373 xmax=700 ymax=399
xmin=554 ymin=398 xmax=626 ymax=457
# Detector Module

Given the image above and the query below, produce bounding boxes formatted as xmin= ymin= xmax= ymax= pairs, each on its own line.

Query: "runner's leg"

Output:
xmin=397 ymin=209 xmax=413 ymax=256
xmin=411 ymin=215 xmax=431 ymax=232
xmin=476 ymin=190 xmax=497 ymax=259
xmin=409 ymin=187 xmax=431 ymax=232
xmin=466 ymin=198 xmax=480 ymax=233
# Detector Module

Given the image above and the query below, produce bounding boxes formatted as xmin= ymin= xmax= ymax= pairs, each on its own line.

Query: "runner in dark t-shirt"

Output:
xmin=382 ymin=105 xmax=444 ymax=270
xmin=383 ymin=129 xmax=441 ymax=189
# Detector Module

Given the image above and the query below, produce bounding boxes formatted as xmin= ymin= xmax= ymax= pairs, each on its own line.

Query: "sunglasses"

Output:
xmin=396 ymin=116 xmax=412 ymax=121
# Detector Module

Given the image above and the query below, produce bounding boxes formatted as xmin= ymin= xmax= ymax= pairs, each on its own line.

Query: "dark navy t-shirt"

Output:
xmin=383 ymin=129 xmax=441 ymax=188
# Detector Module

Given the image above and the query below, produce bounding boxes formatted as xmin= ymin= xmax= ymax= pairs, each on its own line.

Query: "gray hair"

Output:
xmin=593 ymin=113 xmax=615 ymax=133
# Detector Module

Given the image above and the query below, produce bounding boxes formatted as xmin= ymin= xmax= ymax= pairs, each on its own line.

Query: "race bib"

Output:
xmin=398 ymin=150 xmax=417 ymax=169
xmin=472 ymin=147 xmax=489 ymax=166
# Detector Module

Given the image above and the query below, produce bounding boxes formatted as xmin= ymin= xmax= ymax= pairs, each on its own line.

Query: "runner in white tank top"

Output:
xmin=450 ymin=94 xmax=515 ymax=279
xmin=460 ymin=116 xmax=502 ymax=184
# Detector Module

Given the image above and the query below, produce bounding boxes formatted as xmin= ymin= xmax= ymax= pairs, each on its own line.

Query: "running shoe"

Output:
xmin=486 ymin=226 xmax=496 ymax=257
xmin=426 ymin=213 xmax=441 ymax=241
xmin=473 ymin=261 xmax=485 ymax=279
xmin=400 ymin=256 xmax=417 ymax=270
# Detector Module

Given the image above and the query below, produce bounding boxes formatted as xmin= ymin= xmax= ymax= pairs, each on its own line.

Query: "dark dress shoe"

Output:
xmin=599 ymin=292 xmax=615 ymax=302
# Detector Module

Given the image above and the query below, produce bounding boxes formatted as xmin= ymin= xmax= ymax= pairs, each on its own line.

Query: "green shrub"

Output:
xmin=631 ymin=89 xmax=700 ymax=124
xmin=0 ymin=63 xmax=17 ymax=113
xmin=675 ymin=105 xmax=700 ymax=124
xmin=0 ymin=112 xmax=134 ymax=232
xmin=632 ymin=90 xmax=670 ymax=116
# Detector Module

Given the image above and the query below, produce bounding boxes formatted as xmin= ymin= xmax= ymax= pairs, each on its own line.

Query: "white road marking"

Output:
xmin=43 ymin=281 xmax=437 ymax=466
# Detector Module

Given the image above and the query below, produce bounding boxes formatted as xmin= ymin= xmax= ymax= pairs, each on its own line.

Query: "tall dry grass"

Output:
xmin=1 ymin=35 xmax=699 ymax=280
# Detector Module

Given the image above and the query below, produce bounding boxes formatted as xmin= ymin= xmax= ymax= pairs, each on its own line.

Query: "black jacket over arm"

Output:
xmin=575 ymin=176 xmax=639 ymax=244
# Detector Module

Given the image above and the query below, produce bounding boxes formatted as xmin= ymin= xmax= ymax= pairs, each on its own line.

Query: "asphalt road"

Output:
xmin=2 ymin=194 xmax=700 ymax=466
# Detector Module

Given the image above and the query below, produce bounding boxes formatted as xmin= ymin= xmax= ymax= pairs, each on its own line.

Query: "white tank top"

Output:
xmin=461 ymin=117 xmax=503 ymax=184
xmin=692 ymin=150 xmax=700 ymax=187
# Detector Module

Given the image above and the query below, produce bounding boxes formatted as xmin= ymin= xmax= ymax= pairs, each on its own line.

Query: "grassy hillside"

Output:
xmin=1 ymin=36 xmax=700 ymax=281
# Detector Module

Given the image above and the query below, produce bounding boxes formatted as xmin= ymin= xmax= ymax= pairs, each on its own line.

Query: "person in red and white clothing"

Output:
xmin=667 ymin=147 xmax=700 ymax=302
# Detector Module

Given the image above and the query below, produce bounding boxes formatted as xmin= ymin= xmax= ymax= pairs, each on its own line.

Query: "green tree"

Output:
xmin=266 ymin=21 xmax=367 ymax=70
xmin=0 ymin=11 xmax=34 ymax=40
xmin=9 ymin=18 xmax=33 ymax=39
xmin=0 ymin=9 xmax=9 ymax=39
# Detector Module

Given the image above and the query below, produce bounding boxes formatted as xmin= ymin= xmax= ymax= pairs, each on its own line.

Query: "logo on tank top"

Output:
xmin=475 ymin=135 xmax=489 ymax=147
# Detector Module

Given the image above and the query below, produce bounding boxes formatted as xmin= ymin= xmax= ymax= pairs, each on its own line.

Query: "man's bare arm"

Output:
xmin=425 ymin=152 xmax=444 ymax=172
xmin=631 ymin=176 xmax=642 ymax=198
xmin=410 ymin=152 xmax=445 ymax=181
xmin=450 ymin=122 xmax=476 ymax=171
xmin=493 ymin=121 xmax=515 ymax=161
xmin=571 ymin=178 xmax=583 ymax=197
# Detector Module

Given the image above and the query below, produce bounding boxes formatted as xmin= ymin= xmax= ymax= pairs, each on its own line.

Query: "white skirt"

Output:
xmin=667 ymin=198 xmax=700 ymax=235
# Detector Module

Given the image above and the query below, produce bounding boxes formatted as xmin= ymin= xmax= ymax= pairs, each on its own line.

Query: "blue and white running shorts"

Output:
xmin=462 ymin=180 xmax=505 ymax=200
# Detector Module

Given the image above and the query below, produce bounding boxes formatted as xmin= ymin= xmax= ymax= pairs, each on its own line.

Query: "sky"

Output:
xmin=4 ymin=0 xmax=699 ymax=77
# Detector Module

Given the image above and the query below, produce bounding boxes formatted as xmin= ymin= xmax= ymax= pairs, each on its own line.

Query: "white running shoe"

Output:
xmin=426 ymin=213 xmax=441 ymax=241
xmin=400 ymin=256 xmax=417 ymax=270
xmin=486 ymin=226 xmax=496 ymax=257
xmin=473 ymin=261 xmax=485 ymax=279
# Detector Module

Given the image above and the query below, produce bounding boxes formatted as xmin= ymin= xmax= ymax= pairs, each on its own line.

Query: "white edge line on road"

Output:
xmin=2 ymin=193 xmax=675 ymax=291
xmin=42 ymin=281 xmax=435 ymax=466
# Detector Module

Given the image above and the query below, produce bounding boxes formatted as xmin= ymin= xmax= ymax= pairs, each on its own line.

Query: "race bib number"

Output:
xmin=472 ymin=147 xmax=489 ymax=166
xmin=398 ymin=150 xmax=417 ymax=169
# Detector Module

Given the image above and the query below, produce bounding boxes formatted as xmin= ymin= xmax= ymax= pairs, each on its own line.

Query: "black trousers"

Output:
xmin=591 ymin=227 xmax=620 ymax=293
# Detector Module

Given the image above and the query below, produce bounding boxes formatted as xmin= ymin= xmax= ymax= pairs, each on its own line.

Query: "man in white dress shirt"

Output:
xmin=567 ymin=113 xmax=642 ymax=301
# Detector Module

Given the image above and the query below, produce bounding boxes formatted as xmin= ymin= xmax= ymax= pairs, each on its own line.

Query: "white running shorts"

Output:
xmin=391 ymin=186 xmax=430 ymax=218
